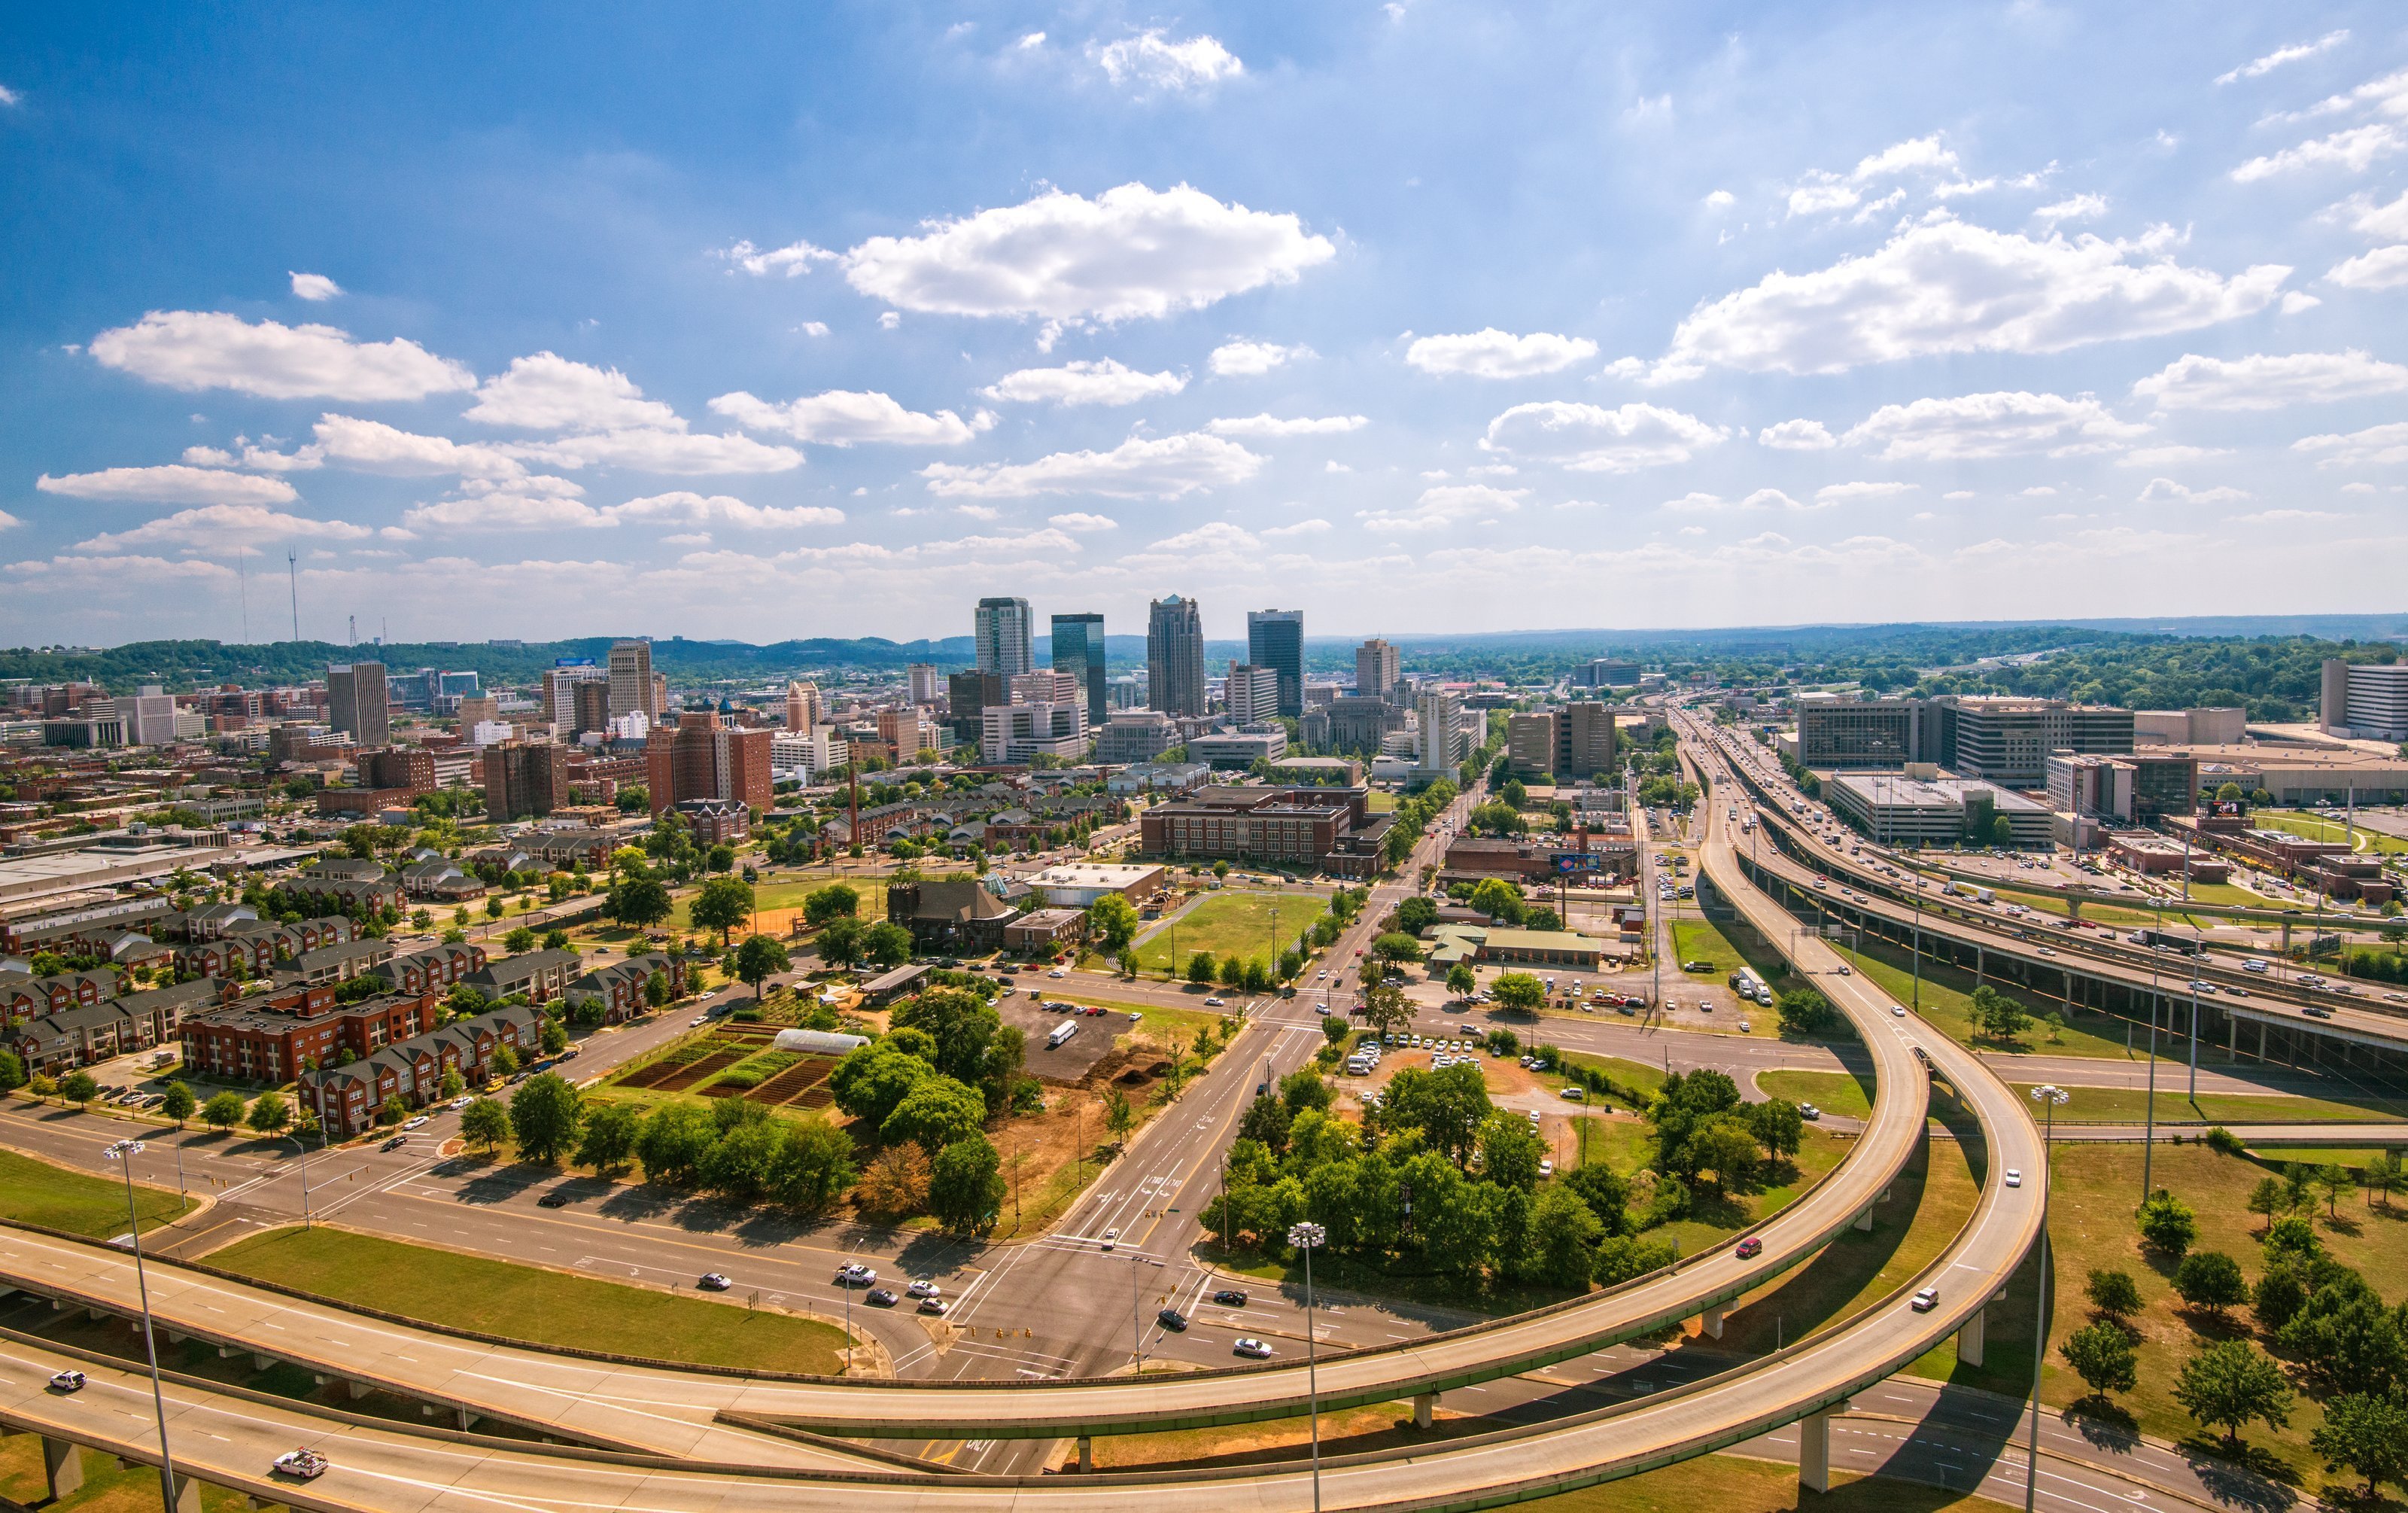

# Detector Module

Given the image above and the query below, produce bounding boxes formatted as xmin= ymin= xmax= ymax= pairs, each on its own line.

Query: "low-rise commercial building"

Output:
xmin=1187 ymin=725 xmax=1288 ymax=769
xmin=1827 ymin=772 xmax=2053 ymax=848
xmin=886 ymin=879 xmax=1022 ymax=952
xmin=1026 ymin=862 xmax=1169 ymax=907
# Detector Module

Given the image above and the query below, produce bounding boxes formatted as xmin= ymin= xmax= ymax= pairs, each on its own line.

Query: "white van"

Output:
xmin=1047 ymin=1021 xmax=1079 ymax=1050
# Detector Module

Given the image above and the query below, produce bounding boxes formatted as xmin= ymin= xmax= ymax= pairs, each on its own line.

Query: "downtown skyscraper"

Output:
xmin=1050 ymin=612 xmax=1108 ymax=729
xmin=1147 ymin=595 xmax=1206 ymax=718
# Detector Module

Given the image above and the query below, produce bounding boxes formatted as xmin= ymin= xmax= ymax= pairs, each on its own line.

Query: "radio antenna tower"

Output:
xmin=348 ymin=613 xmax=357 ymax=647
xmin=236 ymin=551 xmax=250 ymax=644
xmin=287 ymin=549 xmax=299 ymax=641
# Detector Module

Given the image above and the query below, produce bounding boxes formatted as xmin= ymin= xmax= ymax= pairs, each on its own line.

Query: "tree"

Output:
xmin=246 ymin=1091 xmax=292 ymax=1136
xmin=890 ymin=987 xmax=1002 ymax=1085
xmin=2060 ymin=1323 xmax=2139 ymax=1402
xmin=201 ymin=1090 xmax=247 ymax=1131
xmin=1446 ymin=962 xmax=1477 ymax=1000
xmin=2174 ymin=1250 xmax=2248 ymax=1317
xmin=830 ymin=1043 xmax=935 ymax=1124
xmin=816 ymin=915 xmax=867 ymax=969
xmin=1968 ymin=985 xmax=2029 ymax=1042
xmin=607 ymin=875 xmax=673 ymax=930
xmin=804 ymin=883 xmax=860 ymax=927
xmin=733 ymin=934 xmax=792 ymax=999
xmin=2139 ymin=1188 xmax=2198 ymax=1257
xmin=2247 ymin=1176 xmax=2288 ymax=1233
xmin=2173 ymin=1340 xmax=2294 ymax=1449
xmin=1491 ymin=972 xmax=1546 ymax=1015
xmin=1747 ymin=1098 xmax=1805 ymax=1160
xmin=928 ymin=1134 xmax=1005 ymax=1236
xmin=1478 ymin=1110 xmax=1549 ymax=1190
xmin=1397 ymin=896 xmax=1441 ymax=933
xmin=1086 ymin=894 xmax=1140 ymax=957
xmin=460 ymin=1096 xmax=510 ymax=1152
xmin=575 ymin=1101 xmax=642 ymax=1172
xmin=2312 ymin=1393 xmax=2408 ymax=1502
xmin=491 ymin=1044 xmax=521 ymax=1079
xmin=439 ymin=1067 xmax=467 ymax=1101
xmin=2365 ymin=1150 xmax=2403 ymax=1210
xmin=539 ymin=1017 xmax=570 ymax=1055
xmin=1187 ymin=950 xmax=1218 ymax=985
xmin=503 ymin=926 xmax=537 ymax=954
xmin=379 ymin=1092 xmax=409 ymax=1126
xmin=863 ymin=921 xmax=914 ymax=970
xmin=1376 ymin=1063 xmax=1492 ymax=1163
xmin=634 ymin=1104 xmax=714 ymax=1185
xmin=856 ymin=1143 xmax=932 ymax=1215
xmin=2086 ymin=1266 xmax=2142 ymax=1324
xmin=1686 ymin=1116 xmax=1762 ymax=1191
xmin=644 ymin=968 xmax=673 ymax=1009
xmin=508 ymin=1073 xmax=583 ymax=1164
xmin=1464 ymin=878 xmax=1526 ymax=924
xmin=1774 ymin=988 xmax=1837 ymax=1036
xmin=160 ymin=1081 xmax=195 ymax=1128
xmin=767 ymin=1116 xmax=856 ymax=1213
xmin=1360 ymin=979 xmax=1416 ymax=1038
xmin=2315 ymin=1161 xmax=2356 ymax=1218
xmin=1371 ymin=932 xmax=1424 ymax=965
xmin=60 ymin=1070 xmax=99 ymax=1108
xmin=690 ymin=877 xmax=756 ymax=947
xmin=1527 ymin=1184 xmax=1604 ymax=1289
xmin=880 ymin=1074 xmax=986 ymax=1151
xmin=1563 ymin=1162 xmax=1632 ymax=1237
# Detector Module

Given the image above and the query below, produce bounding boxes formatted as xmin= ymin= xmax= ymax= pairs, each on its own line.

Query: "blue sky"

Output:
xmin=3 ymin=2 xmax=2404 ymax=646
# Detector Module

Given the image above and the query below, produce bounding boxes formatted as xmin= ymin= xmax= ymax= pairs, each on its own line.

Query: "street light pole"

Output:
xmin=1288 ymin=1220 xmax=1327 ymax=1513
xmin=2142 ymin=893 xmax=2163 ymax=1202
xmin=105 ymin=1139 xmax=180 ymax=1513
xmin=2025 ymin=1085 xmax=2069 ymax=1513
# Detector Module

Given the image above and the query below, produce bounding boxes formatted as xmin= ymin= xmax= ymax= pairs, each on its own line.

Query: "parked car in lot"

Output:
xmin=698 ymin=1272 xmax=732 ymax=1291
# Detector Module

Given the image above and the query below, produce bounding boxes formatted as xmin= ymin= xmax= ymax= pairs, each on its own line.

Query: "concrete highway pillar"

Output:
xmin=1798 ymin=1408 xmax=1835 ymax=1495
xmin=1958 ymin=1307 xmax=1986 ymax=1368
xmin=1853 ymin=1204 xmax=1873 ymax=1232
xmin=348 ymin=1379 xmax=372 ymax=1400
xmin=1413 ymin=1392 xmax=1437 ymax=1429
xmin=87 ymin=1305 xmax=107 ymax=1322
xmin=2229 ymin=1018 xmax=2237 ymax=1054
xmin=1076 ymin=1435 xmax=1093 ymax=1473
xmin=170 ymin=1472 xmax=202 ymax=1513
xmin=41 ymin=1437 xmax=84 ymax=1500
xmin=457 ymin=1408 xmax=478 ymax=1430
xmin=1702 ymin=1307 xmax=1725 ymax=1339
xmin=2258 ymin=1020 xmax=2268 ymax=1061
xmin=252 ymin=1352 xmax=275 ymax=1371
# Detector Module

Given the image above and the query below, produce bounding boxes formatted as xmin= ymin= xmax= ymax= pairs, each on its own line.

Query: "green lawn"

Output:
xmin=1564 ymin=1114 xmax=1853 ymax=1259
xmin=2243 ymin=1146 xmax=2408 ymax=1167
xmin=1758 ymin=1069 xmax=1873 ymax=1122
xmin=0 ymin=1145 xmax=195 ymax=1239
xmin=1133 ymin=889 xmax=1330 ymax=972
xmin=2004 ymin=1082 xmax=2408 ymax=1125
xmin=2 ymin=1431 xmax=260 ymax=1513
xmin=1844 ymin=933 xmax=2139 ymax=1061
xmin=669 ymin=876 xmax=888 ymax=934
xmin=206 ymin=1225 xmax=851 ymax=1373
xmin=1669 ymin=916 xmax=1803 ymax=995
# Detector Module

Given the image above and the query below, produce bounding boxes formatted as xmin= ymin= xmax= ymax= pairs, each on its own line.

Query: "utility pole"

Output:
xmin=286 ymin=548 xmax=299 ymax=641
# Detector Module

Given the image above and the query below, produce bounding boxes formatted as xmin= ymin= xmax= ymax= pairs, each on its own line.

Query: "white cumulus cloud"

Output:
xmin=1403 ymin=328 xmax=1598 ymax=379
xmin=1358 ymin=483 xmax=1525 ymax=532
xmin=1816 ymin=481 xmax=1918 ymax=502
xmin=708 ymin=390 xmax=982 ymax=446
xmin=2327 ymin=245 xmax=2408 ymax=289
xmin=400 ymin=486 xmax=612 ymax=533
xmin=1206 ymin=414 xmax=1368 ymax=437
xmin=2294 ymin=421 xmax=2408 ymax=467
xmin=2137 ymin=477 xmax=2251 ymax=504
xmin=288 ymin=272 xmax=342 ymax=302
xmin=1088 ymin=30 xmax=1242 ymax=93
xmin=1756 ymin=419 xmax=1838 ymax=451
xmin=603 ymin=492 xmax=844 ymax=528
xmin=2131 ymin=350 xmax=2408 ymax=410
xmin=464 ymin=352 xmax=681 ymax=432
xmin=1841 ymin=391 xmax=2151 ymax=461
xmin=71 ymin=504 xmax=374 ymax=553
xmin=720 ymin=239 xmax=836 ymax=278
xmin=2218 ymin=30 xmax=2349 ymax=85
xmin=2233 ymin=124 xmax=2404 ymax=183
xmin=311 ymin=415 xmax=530 ymax=481
xmin=2033 ymin=194 xmax=2108 ymax=225
xmin=37 ymin=464 xmax=301 ymax=507
xmin=839 ymin=183 xmax=1333 ymax=322
xmin=88 ymin=310 xmax=476 ymax=402
xmin=1047 ymin=512 xmax=1120 ymax=532
xmin=980 ymin=359 xmax=1186 ymax=406
xmin=1661 ymin=218 xmax=2290 ymax=376
xmin=1260 ymin=518 xmax=1331 ymax=538
xmin=1209 ymin=339 xmax=1311 ymax=376
xmin=919 ymin=431 xmax=1261 ymax=499
xmin=1480 ymin=401 xmax=1728 ymax=472
xmin=505 ymin=430 xmax=803 ymax=475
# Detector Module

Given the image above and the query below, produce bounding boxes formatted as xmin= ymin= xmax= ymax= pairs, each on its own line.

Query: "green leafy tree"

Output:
xmin=1375 ymin=1062 xmax=1492 ymax=1163
xmin=2173 ymin=1340 xmax=2294 ymax=1450
xmin=634 ymin=1103 xmax=715 ymax=1186
xmin=768 ymin=1116 xmax=857 ymax=1213
xmin=2247 ymin=1176 xmax=2288 ymax=1233
xmin=159 ymin=1081 xmax=195 ymax=1128
xmin=575 ymin=1101 xmax=642 ymax=1172
xmin=1747 ymin=1098 xmax=1804 ymax=1160
xmin=889 ymin=987 xmax=1002 ymax=1085
xmin=539 ymin=1016 xmax=570 ymax=1055
xmin=1361 ymin=979 xmax=1416 ymax=1038
xmin=690 ymin=876 xmax=756 ymax=947
xmin=2174 ymin=1250 xmax=2248 ymax=1317
xmin=60 ymin=1070 xmax=99 ymax=1108
xmin=644 ymin=968 xmax=673 ymax=1008
xmin=503 ymin=926 xmax=537 ymax=954
xmin=1968 ymin=984 xmax=2029 ymax=1041
xmin=1477 ymin=1110 xmax=1549 ymax=1191
xmin=1187 ymin=950 xmax=1218 ymax=985
xmin=829 ymin=1043 xmax=936 ymax=1124
xmin=1490 ymin=972 xmax=1546 ymax=1015
xmin=246 ymin=1091 xmax=291 ymax=1137
xmin=1562 ymin=1163 xmax=1632 ymax=1237
xmin=1527 ymin=1183 xmax=1604 ymax=1289
xmin=460 ymin=1096 xmax=510 ymax=1152
xmin=928 ymin=1134 xmax=1005 ymax=1237
xmin=701 ymin=1117 xmax=783 ymax=1201
xmin=607 ymin=875 xmax=673 ymax=930
xmin=1774 ymin=988 xmax=1837 ymax=1036
xmin=863 ymin=921 xmax=914 ymax=969
xmin=1371 ymin=932 xmax=1424 ymax=964
xmin=2364 ymin=1150 xmax=2403 ymax=1210
xmin=2139 ymin=1188 xmax=2199 ymax=1256
xmin=733 ymin=934 xmax=792 ymax=999
xmin=2312 ymin=1393 xmax=2408 ymax=1502
xmin=1086 ymin=894 xmax=1140 ymax=957
xmin=1446 ymin=962 xmax=1477 ymax=1000
xmin=2315 ymin=1161 xmax=2356 ymax=1218
xmin=880 ymin=1073 xmax=986 ymax=1151
xmin=804 ymin=883 xmax=861 ymax=927
xmin=439 ymin=1067 xmax=467 ymax=1101
xmin=1464 ymin=877 xmax=1526 ymax=924
xmin=200 ymin=1090 xmax=247 ymax=1131
xmin=2060 ymin=1323 xmax=2139 ymax=1402
xmin=379 ymin=1093 xmax=410 ymax=1126
xmin=507 ymin=1073 xmax=583 ymax=1164
xmin=816 ymin=915 xmax=867 ymax=969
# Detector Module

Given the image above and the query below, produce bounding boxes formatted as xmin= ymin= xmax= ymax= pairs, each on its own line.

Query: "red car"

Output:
xmin=1735 ymin=1237 xmax=1763 ymax=1259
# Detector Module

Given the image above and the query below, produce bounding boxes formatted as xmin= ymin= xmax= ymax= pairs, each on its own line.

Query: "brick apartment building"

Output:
xmin=316 ymin=746 xmax=436 ymax=817
xmin=1138 ymin=784 xmax=1393 ymax=877
xmin=301 ymin=1003 xmax=541 ymax=1134
xmin=182 ymin=988 xmax=442 ymax=1087
xmin=0 ymin=968 xmax=118 ymax=1030
xmin=482 ymin=738 xmax=572 ymax=822
xmin=646 ymin=711 xmax=771 ymax=818
xmin=564 ymin=951 xmax=684 ymax=1024
xmin=368 ymin=942 xmax=488 ymax=996
xmin=6 ymin=980 xmax=220 ymax=1074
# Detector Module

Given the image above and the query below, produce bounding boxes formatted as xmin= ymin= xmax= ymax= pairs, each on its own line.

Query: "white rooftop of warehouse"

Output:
xmin=1829 ymin=774 xmax=2048 ymax=811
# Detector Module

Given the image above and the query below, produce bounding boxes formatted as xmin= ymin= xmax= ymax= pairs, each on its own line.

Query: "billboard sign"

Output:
xmin=1553 ymin=853 xmax=1601 ymax=874
xmin=555 ymin=656 xmax=596 ymax=668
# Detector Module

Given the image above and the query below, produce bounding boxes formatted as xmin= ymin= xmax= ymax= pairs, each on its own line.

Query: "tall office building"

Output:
xmin=785 ymin=680 xmax=822 ymax=732
xmin=1050 ymin=612 xmax=1108 ymax=729
xmin=1226 ymin=662 xmax=1282 ymax=725
xmin=2322 ymin=658 xmax=2408 ymax=741
xmin=122 ymin=686 xmax=179 ymax=747
xmin=974 ymin=597 xmax=1034 ymax=678
xmin=607 ymin=640 xmax=656 ymax=723
xmin=481 ymin=740 xmax=571 ymax=823
xmin=326 ymin=662 xmax=390 ymax=747
xmin=1416 ymin=689 xmax=1464 ymax=776
xmin=1246 ymin=610 xmax=1304 ymax=718
xmin=645 ymin=709 xmax=773 ymax=816
xmin=1011 ymin=668 xmax=1080 ymax=705
xmin=541 ymin=663 xmax=606 ymax=734
xmin=1556 ymin=701 xmax=1617 ymax=783
xmin=1355 ymin=638 xmax=1401 ymax=703
xmin=1148 ymin=595 xmax=1206 ymax=718
xmin=905 ymin=664 xmax=943 ymax=705
xmin=570 ymin=681 xmax=611 ymax=739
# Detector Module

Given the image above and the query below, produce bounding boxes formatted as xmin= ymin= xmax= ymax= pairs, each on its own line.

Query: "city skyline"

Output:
xmin=6 ymin=7 xmax=2408 ymax=645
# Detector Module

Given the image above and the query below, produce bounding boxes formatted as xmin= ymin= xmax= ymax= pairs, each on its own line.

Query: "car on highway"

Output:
xmin=917 ymin=1297 xmax=949 ymax=1316
xmin=1048 ymin=968 xmax=1067 ymax=979
xmin=1213 ymin=1288 xmax=1249 ymax=1306
xmin=537 ymin=1191 xmax=573 ymax=1207
xmin=47 ymin=1369 xmax=85 ymax=1393
xmin=1156 ymin=1307 xmax=1189 ymax=1332
xmin=2004 ymin=1170 xmax=2021 ymax=1188
xmin=1910 ymin=1286 xmax=1939 ymax=1313
xmin=1205 ymin=997 xmax=1225 ymax=1007
xmin=1892 ymin=1004 xmax=1907 ymax=1017
xmin=1233 ymin=1338 xmax=1274 ymax=1359
xmin=1735 ymin=1237 xmax=1762 ymax=1259
xmin=837 ymin=1263 xmax=877 ymax=1286
xmin=272 ymin=1448 xmax=330 ymax=1481
xmin=866 ymin=1288 xmax=899 ymax=1308
xmin=907 ymin=1279 xmax=941 ymax=1298
xmin=697 ymin=1272 xmax=732 ymax=1291
xmin=2303 ymin=1005 xmax=2335 ymax=1019
xmin=1835 ymin=964 xmax=1851 ymax=975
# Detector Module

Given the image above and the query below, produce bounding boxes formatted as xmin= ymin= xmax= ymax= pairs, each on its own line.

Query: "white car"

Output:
xmin=837 ymin=1263 xmax=877 ymax=1286
xmin=403 ymin=1115 xmax=429 ymax=1130
xmin=1205 ymin=997 xmax=1225 ymax=1007
xmin=1233 ymin=1338 xmax=1275 ymax=1359
xmin=448 ymin=1096 xmax=471 ymax=1110
xmin=273 ymin=1448 xmax=330 ymax=1481
xmin=1538 ymin=1159 xmax=1555 ymax=1177
xmin=2005 ymin=1170 xmax=2022 ymax=1188
xmin=917 ymin=1297 xmax=950 ymax=1316
xmin=1048 ymin=969 xmax=1067 ymax=979
xmin=48 ymin=1369 xmax=85 ymax=1393
xmin=907 ymin=1279 xmax=941 ymax=1298
xmin=1891 ymin=1005 xmax=1907 ymax=1018
xmin=1100 ymin=1228 xmax=1119 ymax=1250
xmin=1799 ymin=1104 xmax=1821 ymax=1121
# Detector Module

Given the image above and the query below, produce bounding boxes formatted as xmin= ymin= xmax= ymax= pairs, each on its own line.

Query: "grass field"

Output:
xmin=2002 ymin=1082 xmax=2408 ymax=1125
xmin=1670 ymin=915 xmax=1804 ymax=996
xmin=1759 ymin=1069 xmax=1874 ymax=1121
xmin=669 ymin=876 xmax=888 ymax=936
xmin=1843 ymin=933 xmax=2138 ymax=1061
xmin=1 ymin=1432 xmax=260 ymax=1513
xmin=1134 ymin=889 xmax=1330 ymax=973
xmin=1911 ymin=1140 xmax=2408 ymax=1493
xmin=0 ymin=1145 xmax=195 ymax=1239
xmin=205 ymin=1225 xmax=851 ymax=1373
xmin=2245 ymin=1145 xmax=2407 ymax=1167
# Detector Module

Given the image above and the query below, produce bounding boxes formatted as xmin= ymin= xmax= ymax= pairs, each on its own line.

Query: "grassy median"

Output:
xmin=0 ymin=1145 xmax=194 ymax=1240
xmin=205 ymin=1225 xmax=849 ymax=1374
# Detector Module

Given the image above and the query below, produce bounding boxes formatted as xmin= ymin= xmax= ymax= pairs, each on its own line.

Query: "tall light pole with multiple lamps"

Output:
xmin=1288 ymin=1220 xmax=1327 ymax=1513
xmin=2023 ymin=1085 xmax=2069 ymax=1513
xmin=104 ymin=1138 xmax=180 ymax=1513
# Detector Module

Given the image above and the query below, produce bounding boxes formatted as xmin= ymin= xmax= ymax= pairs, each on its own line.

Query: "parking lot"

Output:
xmin=996 ymin=988 xmax=1130 ymax=1080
